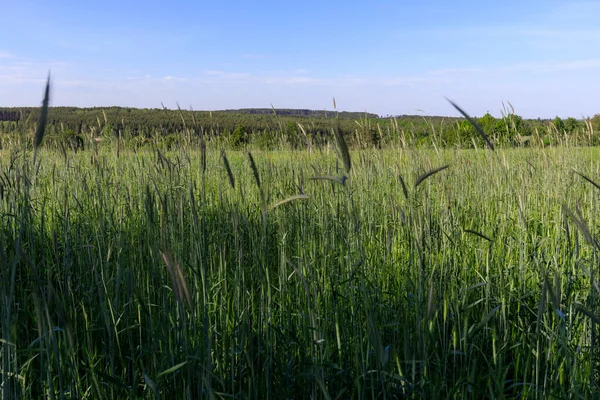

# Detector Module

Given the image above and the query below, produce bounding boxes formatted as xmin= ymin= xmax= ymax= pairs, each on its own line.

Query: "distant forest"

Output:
xmin=0 ymin=106 xmax=377 ymax=136
xmin=0 ymin=106 xmax=599 ymax=149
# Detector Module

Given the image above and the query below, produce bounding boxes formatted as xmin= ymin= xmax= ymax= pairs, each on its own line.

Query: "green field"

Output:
xmin=1 ymin=128 xmax=600 ymax=398
xmin=0 ymin=81 xmax=599 ymax=400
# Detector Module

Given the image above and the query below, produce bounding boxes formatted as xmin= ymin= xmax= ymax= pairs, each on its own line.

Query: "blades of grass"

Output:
xmin=176 ymin=102 xmax=191 ymax=142
xmin=93 ymin=369 xmax=129 ymax=390
xmin=468 ymin=305 xmax=501 ymax=339
xmin=296 ymin=122 xmax=313 ymax=150
xmin=143 ymin=372 xmax=160 ymax=399
xmin=398 ymin=173 xmax=409 ymax=200
xmin=574 ymin=170 xmax=600 ymax=193
xmin=200 ymin=139 xmax=206 ymax=173
xmin=176 ymin=102 xmax=187 ymax=130
xmin=189 ymin=106 xmax=197 ymax=127
xmin=270 ymin=104 xmax=284 ymax=136
xmin=156 ymin=361 xmax=188 ymax=379
xmin=161 ymin=251 xmax=193 ymax=311
xmin=445 ymin=98 xmax=495 ymax=151
xmin=464 ymin=282 xmax=487 ymax=292
xmin=414 ymin=165 xmax=449 ymax=188
xmin=543 ymin=274 xmax=565 ymax=320
xmin=463 ymin=229 xmax=493 ymax=242
xmin=316 ymin=376 xmax=333 ymax=400
xmin=134 ymin=290 xmax=151 ymax=318
xmin=33 ymin=73 xmax=51 ymax=163
xmin=575 ymin=304 xmax=600 ymax=324
xmin=309 ymin=175 xmax=347 ymax=186
xmin=333 ymin=127 xmax=351 ymax=174
xmin=247 ymin=152 xmax=261 ymax=189
xmin=269 ymin=194 xmax=309 ymax=211
xmin=221 ymin=150 xmax=235 ymax=189
xmin=563 ymin=205 xmax=600 ymax=250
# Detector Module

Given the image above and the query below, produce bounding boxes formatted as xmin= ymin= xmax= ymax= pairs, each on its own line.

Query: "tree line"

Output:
xmin=0 ymin=106 xmax=599 ymax=150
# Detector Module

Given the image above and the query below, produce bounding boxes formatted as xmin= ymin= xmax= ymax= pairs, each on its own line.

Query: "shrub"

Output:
xmin=230 ymin=124 xmax=248 ymax=148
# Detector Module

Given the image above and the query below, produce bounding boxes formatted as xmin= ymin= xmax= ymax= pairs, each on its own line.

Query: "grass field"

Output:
xmin=1 ymin=127 xmax=600 ymax=398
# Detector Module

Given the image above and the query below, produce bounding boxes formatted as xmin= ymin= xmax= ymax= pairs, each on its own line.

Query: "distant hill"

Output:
xmin=0 ymin=106 xmax=384 ymax=140
xmin=1 ymin=104 xmax=592 ymax=150
xmin=215 ymin=108 xmax=379 ymax=119
xmin=0 ymin=106 xmax=379 ymax=121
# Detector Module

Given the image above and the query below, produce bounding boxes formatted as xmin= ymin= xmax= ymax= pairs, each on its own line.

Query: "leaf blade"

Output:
xmin=446 ymin=98 xmax=495 ymax=151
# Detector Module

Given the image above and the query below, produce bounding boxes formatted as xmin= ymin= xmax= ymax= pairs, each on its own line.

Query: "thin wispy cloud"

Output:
xmin=200 ymin=70 xmax=252 ymax=79
xmin=427 ymin=58 xmax=600 ymax=78
xmin=261 ymin=76 xmax=325 ymax=85
xmin=56 ymin=79 xmax=98 ymax=87
xmin=163 ymin=75 xmax=187 ymax=82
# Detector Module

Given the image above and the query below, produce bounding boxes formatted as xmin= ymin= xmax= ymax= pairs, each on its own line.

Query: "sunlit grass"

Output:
xmin=0 ymin=138 xmax=599 ymax=398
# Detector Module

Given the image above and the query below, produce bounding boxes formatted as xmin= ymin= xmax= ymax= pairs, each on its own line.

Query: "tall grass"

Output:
xmin=0 ymin=140 xmax=598 ymax=398
xmin=0 ymin=94 xmax=599 ymax=398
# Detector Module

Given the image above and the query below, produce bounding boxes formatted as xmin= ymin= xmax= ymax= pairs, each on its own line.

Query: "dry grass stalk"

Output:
xmin=161 ymin=251 xmax=193 ymax=311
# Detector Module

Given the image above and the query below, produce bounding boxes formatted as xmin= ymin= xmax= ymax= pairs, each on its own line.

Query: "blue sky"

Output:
xmin=1 ymin=0 xmax=599 ymax=118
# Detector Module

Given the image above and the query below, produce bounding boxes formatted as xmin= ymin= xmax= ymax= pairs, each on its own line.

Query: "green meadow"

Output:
xmin=1 ymin=85 xmax=600 ymax=399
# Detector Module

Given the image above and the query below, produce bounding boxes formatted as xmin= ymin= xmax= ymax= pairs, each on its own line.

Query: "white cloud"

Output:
xmin=56 ymin=79 xmax=97 ymax=87
xmin=163 ymin=75 xmax=187 ymax=82
xmin=260 ymin=76 xmax=325 ymax=85
xmin=200 ymin=70 xmax=251 ymax=79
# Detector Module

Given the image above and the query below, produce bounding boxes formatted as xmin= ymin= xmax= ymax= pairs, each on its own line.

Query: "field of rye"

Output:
xmin=1 ymin=83 xmax=599 ymax=399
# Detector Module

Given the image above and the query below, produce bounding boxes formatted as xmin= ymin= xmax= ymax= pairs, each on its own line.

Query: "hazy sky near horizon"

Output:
xmin=1 ymin=0 xmax=599 ymax=118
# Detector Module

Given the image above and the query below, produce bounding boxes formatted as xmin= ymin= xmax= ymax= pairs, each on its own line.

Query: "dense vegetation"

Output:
xmin=1 ymin=84 xmax=600 ymax=398
xmin=1 ymin=105 xmax=600 ymax=152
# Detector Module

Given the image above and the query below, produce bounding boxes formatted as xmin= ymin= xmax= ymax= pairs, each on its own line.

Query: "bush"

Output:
xmin=284 ymin=121 xmax=306 ymax=149
xmin=553 ymin=116 xmax=565 ymax=133
xmin=60 ymin=128 xmax=85 ymax=151
xmin=230 ymin=125 xmax=248 ymax=149
xmin=565 ymin=117 xmax=579 ymax=133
